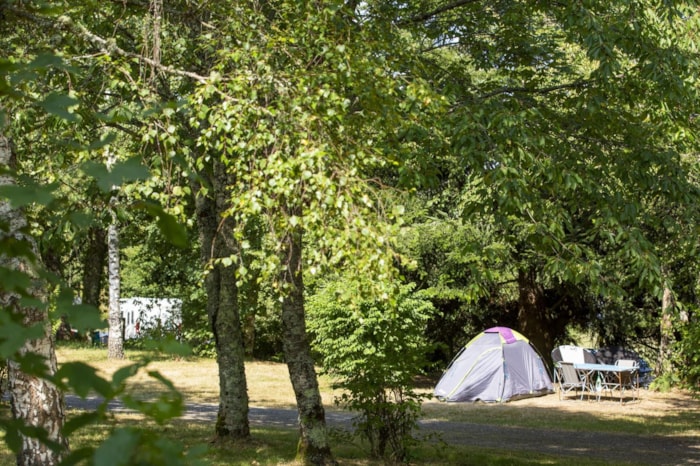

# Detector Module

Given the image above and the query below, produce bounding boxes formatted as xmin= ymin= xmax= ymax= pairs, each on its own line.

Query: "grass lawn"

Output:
xmin=0 ymin=346 xmax=698 ymax=465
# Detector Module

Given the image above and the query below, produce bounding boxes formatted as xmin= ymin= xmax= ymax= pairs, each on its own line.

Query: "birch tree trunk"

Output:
xmin=193 ymin=158 xmax=250 ymax=440
xmin=106 ymin=148 xmax=124 ymax=359
xmin=279 ymin=226 xmax=335 ymax=466
xmin=0 ymin=135 xmax=69 ymax=465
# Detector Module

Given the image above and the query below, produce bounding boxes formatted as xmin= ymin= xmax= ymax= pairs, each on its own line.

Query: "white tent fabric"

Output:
xmin=434 ymin=327 xmax=553 ymax=403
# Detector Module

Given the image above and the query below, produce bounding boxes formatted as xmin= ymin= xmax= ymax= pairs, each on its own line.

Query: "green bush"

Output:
xmin=308 ymin=280 xmax=434 ymax=464
xmin=673 ymin=310 xmax=700 ymax=391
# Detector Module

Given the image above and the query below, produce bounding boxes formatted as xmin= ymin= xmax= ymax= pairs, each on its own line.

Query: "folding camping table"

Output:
xmin=573 ymin=363 xmax=639 ymax=403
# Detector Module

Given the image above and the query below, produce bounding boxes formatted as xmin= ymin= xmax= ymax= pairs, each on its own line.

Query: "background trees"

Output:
xmin=387 ymin=0 xmax=700 ymax=364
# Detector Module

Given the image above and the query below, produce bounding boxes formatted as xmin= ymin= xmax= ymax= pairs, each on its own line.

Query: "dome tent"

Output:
xmin=434 ymin=327 xmax=553 ymax=402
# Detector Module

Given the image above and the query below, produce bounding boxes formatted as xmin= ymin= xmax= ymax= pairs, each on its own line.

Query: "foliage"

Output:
xmin=308 ymin=280 xmax=434 ymax=463
xmin=187 ymin=0 xmax=438 ymax=296
xmin=377 ymin=0 xmax=700 ymax=366
xmin=666 ymin=309 xmax=700 ymax=391
xmin=0 ymin=4 xmax=198 ymax=464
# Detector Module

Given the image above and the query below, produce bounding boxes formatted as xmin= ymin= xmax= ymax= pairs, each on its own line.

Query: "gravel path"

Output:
xmin=65 ymin=395 xmax=700 ymax=465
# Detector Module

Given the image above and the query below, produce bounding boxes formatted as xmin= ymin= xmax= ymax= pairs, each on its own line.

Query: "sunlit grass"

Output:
xmin=55 ymin=346 xmax=341 ymax=408
xmin=420 ymin=389 xmax=700 ymax=438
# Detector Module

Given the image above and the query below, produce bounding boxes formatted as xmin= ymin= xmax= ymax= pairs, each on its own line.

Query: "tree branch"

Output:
xmin=5 ymin=5 xmax=211 ymax=85
xmin=479 ymin=80 xmax=592 ymax=100
xmin=69 ymin=19 xmax=211 ymax=84
xmin=400 ymin=0 xmax=481 ymax=25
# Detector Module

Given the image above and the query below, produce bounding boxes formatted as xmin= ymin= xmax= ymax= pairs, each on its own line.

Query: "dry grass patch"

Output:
xmin=420 ymin=387 xmax=700 ymax=437
xmin=55 ymin=347 xmax=341 ymax=409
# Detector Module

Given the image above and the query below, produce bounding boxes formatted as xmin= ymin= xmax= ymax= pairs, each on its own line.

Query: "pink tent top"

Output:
xmin=485 ymin=326 xmax=519 ymax=345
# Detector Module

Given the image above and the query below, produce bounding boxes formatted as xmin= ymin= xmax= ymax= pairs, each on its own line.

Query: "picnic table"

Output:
xmin=573 ymin=362 xmax=639 ymax=403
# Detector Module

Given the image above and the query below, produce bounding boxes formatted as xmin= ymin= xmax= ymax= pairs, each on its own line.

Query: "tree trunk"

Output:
xmin=193 ymin=159 xmax=250 ymax=440
xmin=279 ymin=226 xmax=335 ymax=466
xmin=517 ymin=268 xmax=556 ymax=363
xmin=657 ymin=284 xmax=675 ymax=376
xmin=106 ymin=148 xmax=124 ymax=359
xmin=243 ymin=312 xmax=256 ymax=358
xmin=81 ymin=226 xmax=107 ymax=307
xmin=241 ymin=218 xmax=262 ymax=358
xmin=1 ymin=135 xmax=69 ymax=465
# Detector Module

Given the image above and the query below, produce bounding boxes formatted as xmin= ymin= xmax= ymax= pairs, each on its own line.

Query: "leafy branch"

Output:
xmin=478 ymin=80 xmax=592 ymax=100
xmin=399 ymin=0 xmax=481 ymax=25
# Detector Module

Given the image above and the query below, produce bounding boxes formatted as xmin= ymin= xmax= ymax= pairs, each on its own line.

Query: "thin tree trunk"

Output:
xmin=657 ymin=284 xmax=675 ymax=376
xmin=1 ymin=135 xmax=69 ymax=465
xmin=106 ymin=148 xmax=124 ymax=359
xmin=241 ymin=218 xmax=262 ymax=357
xmin=279 ymin=226 xmax=335 ymax=466
xmin=82 ymin=226 xmax=107 ymax=307
xmin=243 ymin=312 xmax=256 ymax=358
xmin=193 ymin=160 xmax=250 ymax=440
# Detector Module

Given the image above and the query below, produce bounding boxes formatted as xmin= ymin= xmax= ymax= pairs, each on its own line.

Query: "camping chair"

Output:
xmin=554 ymin=361 xmax=587 ymax=400
xmin=615 ymin=359 xmax=639 ymax=402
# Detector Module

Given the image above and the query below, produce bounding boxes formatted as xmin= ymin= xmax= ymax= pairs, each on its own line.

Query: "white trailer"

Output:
xmin=119 ymin=297 xmax=182 ymax=339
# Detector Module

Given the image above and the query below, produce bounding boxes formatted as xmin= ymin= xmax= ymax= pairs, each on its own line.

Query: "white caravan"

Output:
xmin=119 ymin=297 xmax=182 ymax=339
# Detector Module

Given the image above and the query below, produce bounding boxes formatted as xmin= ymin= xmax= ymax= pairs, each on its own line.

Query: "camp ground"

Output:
xmin=433 ymin=326 xmax=553 ymax=403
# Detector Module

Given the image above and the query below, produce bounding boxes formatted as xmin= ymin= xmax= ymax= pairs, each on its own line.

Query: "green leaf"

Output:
xmin=62 ymin=411 xmax=103 ymax=437
xmin=28 ymin=53 xmax=65 ymax=69
xmin=109 ymin=157 xmax=151 ymax=185
xmin=0 ymin=316 xmax=45 ymax=358
xmin=67 ymin=211 xmax=94 ymax=229
xmin=0 ymin=184 xmax=56 ymax=207
xmin=55 ymin=446 xmax=95 ymax=466
xmin=82 ymin=157 xmax=150 ymax=192
xmin=81 ymin=161 xmax=110 ymax=190
xmin=133 ymin=201 xmax=188 ymax=247
xmin=112 ymin=363 xmax=144 ymax=389
xmin=38 ymin=92 xmax=80 ymax=122
xmin=60 ymin=304 xmax=104 ymax=332
xmin=54 ymin=362 xmax=114 ymax=398
xmin=0 ymin=266 xmax=33 ymax=294
xmin=53 ymin=287 xmax=104 ymax=331
xmin=121 ymin=369 xmax=183 ymax=424
xmin=156 ymin=212 xmax=188 ymax=248
xmin=93 ymin=428 xmax=139 ymax=466
xmin=88 ymin=133 xmax=118 ymax=151
xmin=0 ymin=418 xmax=23 ymax=454
xmin=142 ymin=336 xmax=192 ymax=357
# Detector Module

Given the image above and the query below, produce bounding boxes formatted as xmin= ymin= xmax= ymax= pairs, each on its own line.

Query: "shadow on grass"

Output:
xmin=5 ymin=398 xmax=693 ymax=466
xmin=68 ymin=373 xmax=700 ymax=464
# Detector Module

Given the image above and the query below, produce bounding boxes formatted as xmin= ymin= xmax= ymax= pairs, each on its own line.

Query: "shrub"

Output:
xmin=308 ymin=280 xmax=434 ymax=463
xmin=672 ymin=309 xmax=700 ymax=391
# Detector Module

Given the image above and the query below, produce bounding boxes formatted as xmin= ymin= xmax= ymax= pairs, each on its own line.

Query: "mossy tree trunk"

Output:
xmin=279 ymin=225 xmax=335 ymax=466
xmin=194 ymin=158 xmax=250 ymax=440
